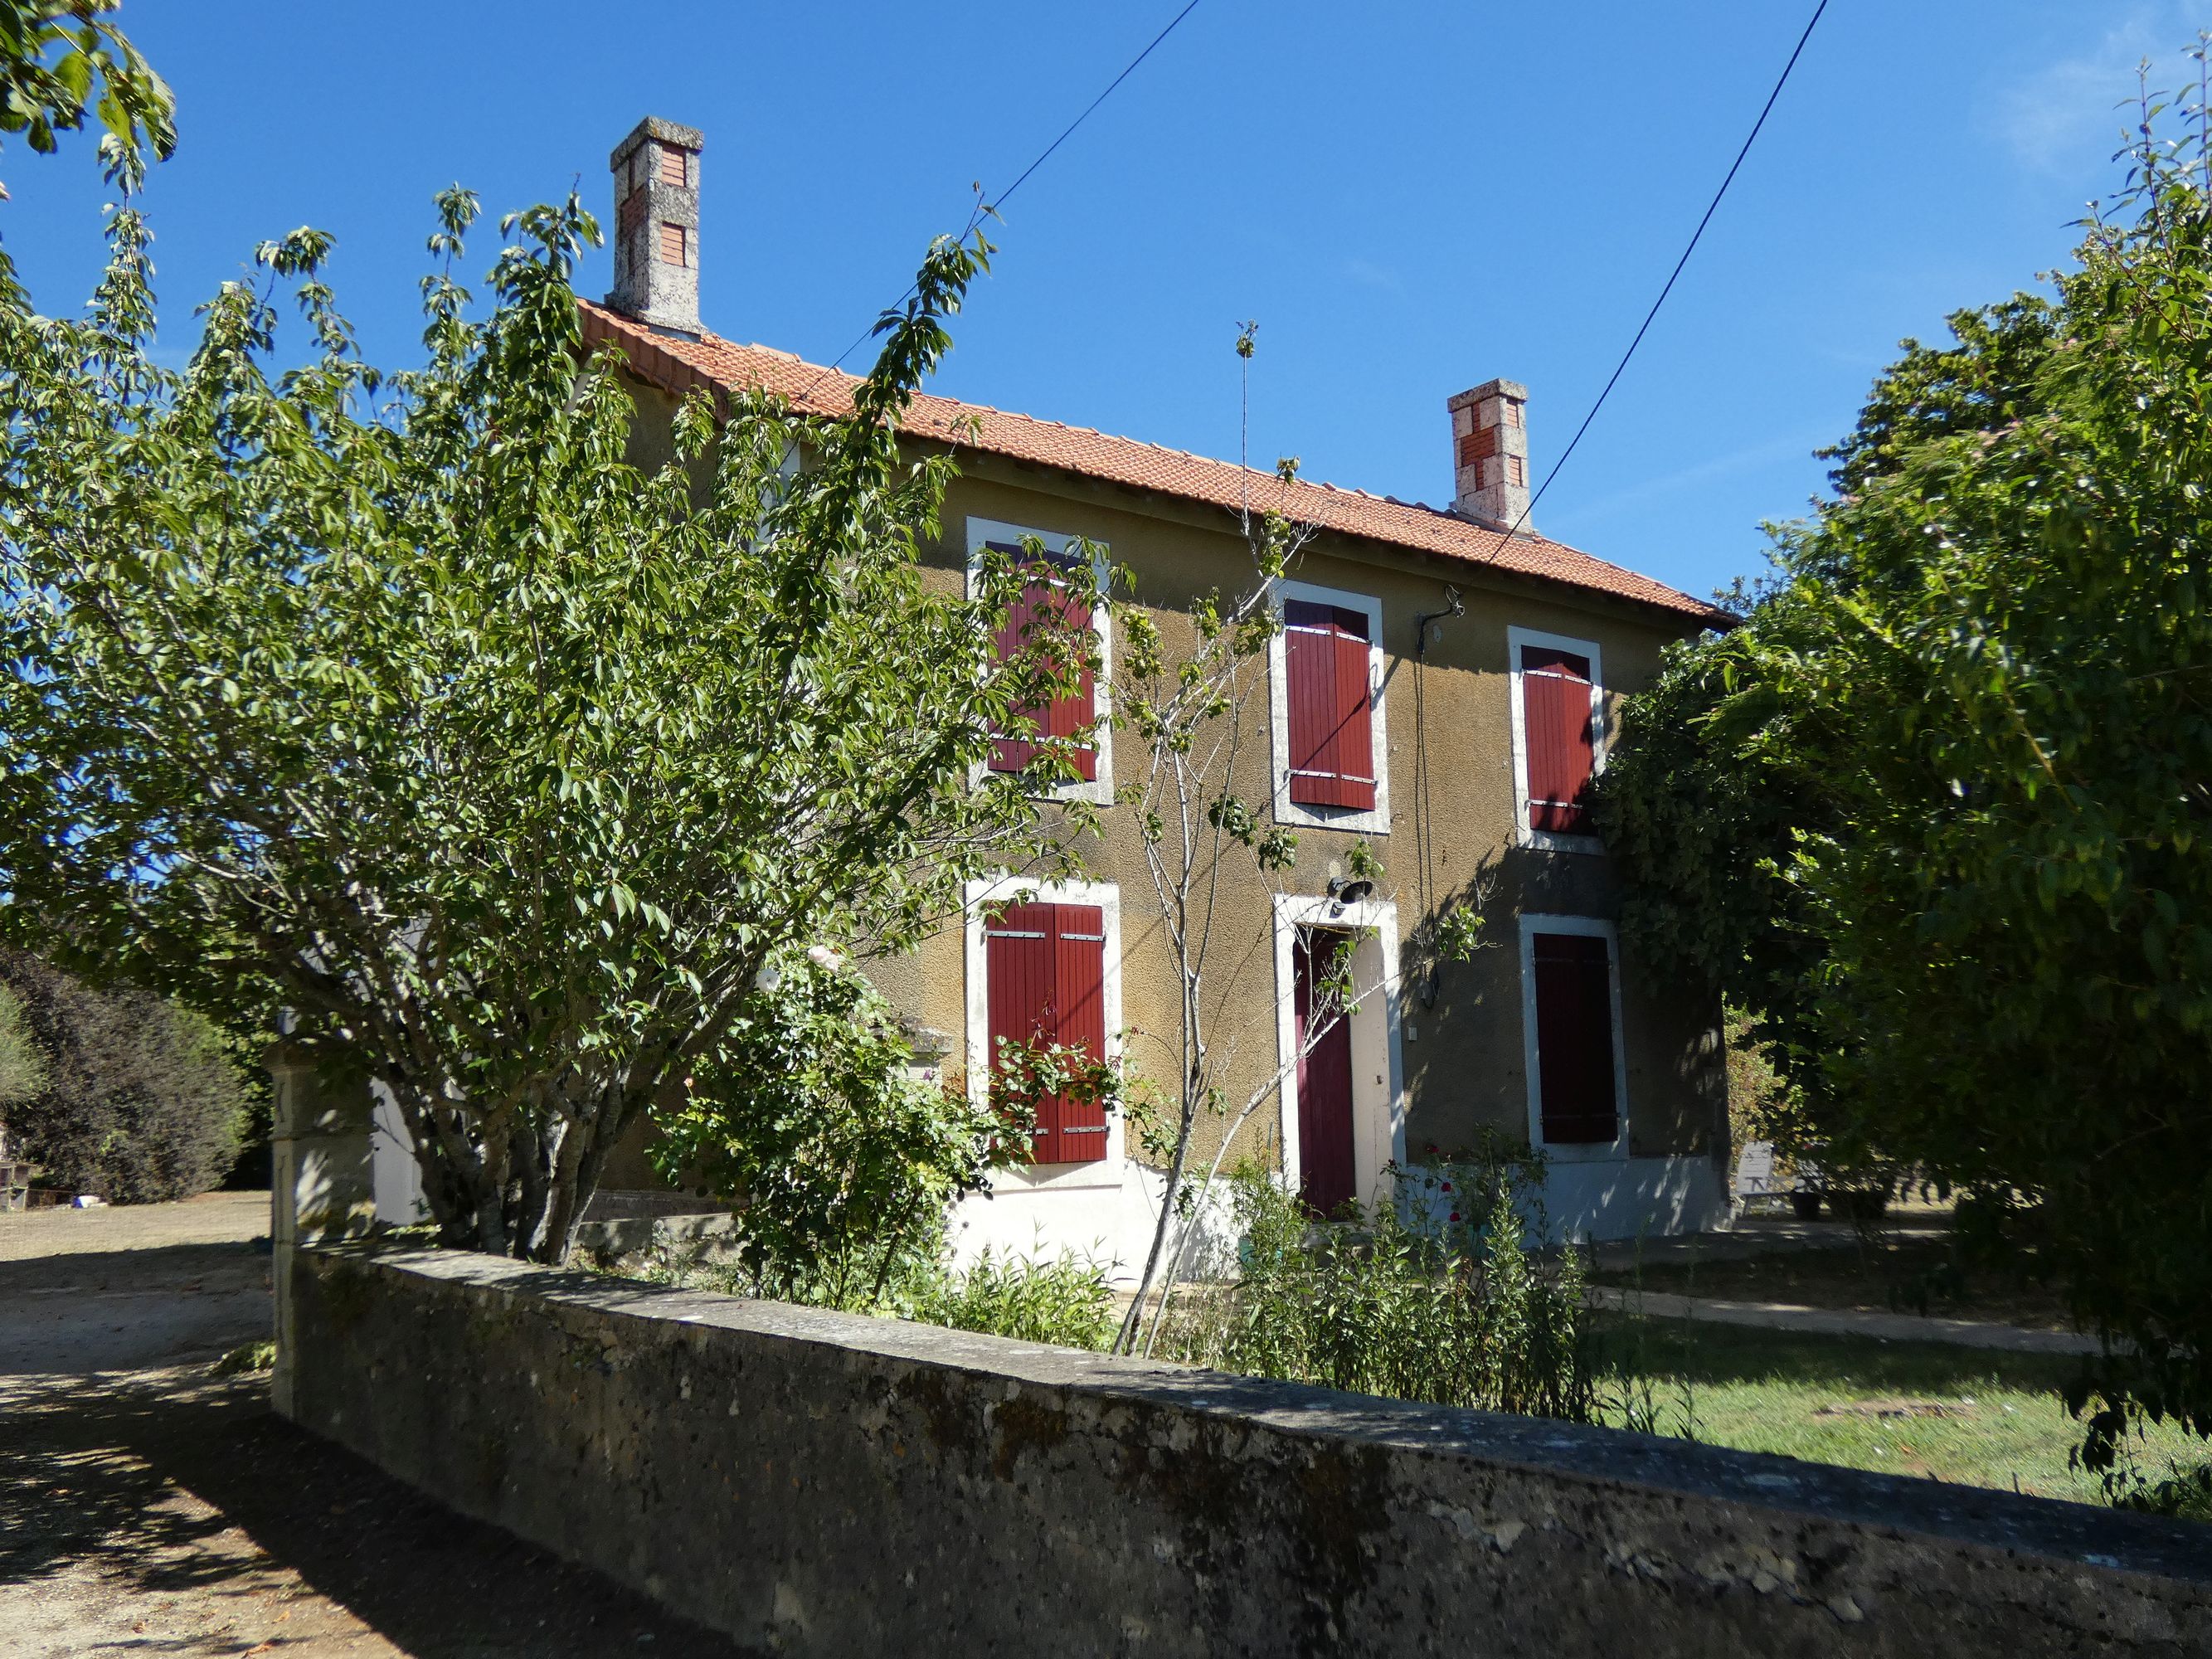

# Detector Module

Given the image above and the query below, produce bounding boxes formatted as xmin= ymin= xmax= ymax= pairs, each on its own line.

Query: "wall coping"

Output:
xmin=327 ymin=1242 xmax=2212 ymax=1590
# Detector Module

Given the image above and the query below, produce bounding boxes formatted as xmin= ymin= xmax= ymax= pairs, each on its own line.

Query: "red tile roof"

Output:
xmin=579 ymin=300 xmax=1723 ymax=624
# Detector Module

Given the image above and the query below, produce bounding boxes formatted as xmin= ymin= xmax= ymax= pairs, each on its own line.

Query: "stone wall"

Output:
xmin=283 ymin=1243 xmax=2212 ymax=1657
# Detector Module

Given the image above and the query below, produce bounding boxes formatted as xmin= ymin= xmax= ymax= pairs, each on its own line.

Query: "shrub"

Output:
xmin=0 ymin=949 xmax=244 ymax=1202
xmin=649 ymin=951 xmax=1025 ymax=1306
xmin=906 ymin=1247 xmax=1116 ymax=1350
xmin=630 ymin=1235 xmax=1116 ymax=1352
xmin=1158 ymin=1165 xmax=1594 ymax=1421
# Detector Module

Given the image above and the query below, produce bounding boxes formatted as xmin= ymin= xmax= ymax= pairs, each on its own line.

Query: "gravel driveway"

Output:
xmin=0 ymin=1194 xmax=756 ymax=1657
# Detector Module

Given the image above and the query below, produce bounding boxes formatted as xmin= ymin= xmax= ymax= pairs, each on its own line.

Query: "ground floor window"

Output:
xmin=983 ymin=899 xmax=1110 ymax=1165
xmin=1520 ymin=917 xmax=1626 ymax=1153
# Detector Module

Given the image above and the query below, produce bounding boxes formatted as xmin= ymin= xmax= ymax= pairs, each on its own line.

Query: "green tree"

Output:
xmin=0 ymin=0 xmax=173 ymax=295
xmin=1596 ymin=68 xmax=2212 ymax=1460
xmin=0 ymin=946 xmax=241 ymax=1201
xmin=0 ymin=979 xmax=43 ymax=1107
xmin=0 ymin=182 xmax=1099 ymax=1261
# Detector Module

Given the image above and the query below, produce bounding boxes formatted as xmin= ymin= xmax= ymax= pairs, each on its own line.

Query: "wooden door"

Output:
xmin=1294 ymin=928 xmax=1357 ymax=1217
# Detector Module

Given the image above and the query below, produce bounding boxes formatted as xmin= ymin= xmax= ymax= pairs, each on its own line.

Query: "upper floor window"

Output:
xmin=1509 ymin=625 xmax=1604 ymax=853
xmin=966 ymin=518 xmax=1112 ymax=805
xmin=1270 ymin=581 xmax=1389 ymax=834
xmin=986 ymin=543 xmax=1096 ymax=782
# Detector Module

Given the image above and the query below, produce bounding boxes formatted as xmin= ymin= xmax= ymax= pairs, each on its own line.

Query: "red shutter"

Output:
xmin=1531 ymin=932 xmax=1617 ymax=1145
xmin=1038 ymin=586 xmax=1098 ymax=782
xmin=986 ymin=545 xmax=1096 ymax=781
xmin=989 ymin=580 xmax=1044 ymax=774
xmin=1521 ymin=645 xmax=1595 ymax=834
xmin=1048 ymin=905 xmax=1109 ymax=1161
xmin=1284 ymin=601 xmax=1376 ymax=810
xmin=985 ymin=902 xmax=1108 ymax=1165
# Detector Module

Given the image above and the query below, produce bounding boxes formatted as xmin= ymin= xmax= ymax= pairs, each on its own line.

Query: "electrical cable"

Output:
xmin=796 ymin=1 xmax=1203 ymax=405
xmin=1495 ymin=0 xmax=1829 ymax=546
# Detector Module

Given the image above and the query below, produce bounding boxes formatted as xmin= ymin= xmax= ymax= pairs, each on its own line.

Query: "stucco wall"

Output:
xmin=285 ymin=1243 xmax=2212 ymax=1658
xmin=607 ymin=373 xmax=1731 ymax=1246
xmin=916 ymin=463 xmax=1728 ymax=1228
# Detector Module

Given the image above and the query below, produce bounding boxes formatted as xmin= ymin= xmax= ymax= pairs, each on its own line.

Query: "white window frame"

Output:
xmin=1517 ymin=913 xmax=1631 ymax=1163
xmin=1271 ymin=892 xmax=1407 ymax=1212
xmin=965 ymin=874 xmax=1125 ymax=1190
xmin=1507 ymin=625 xmax=1606 ymax=855
xmin=966 ymin=516 xmax=1114 ymax=807
xmin=1268 ymin=580 xmax=1391 ymax=835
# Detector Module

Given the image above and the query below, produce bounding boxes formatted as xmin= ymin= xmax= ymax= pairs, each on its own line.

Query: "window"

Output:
xmin=658 ymin=222 xmax=688 ymax=266
xmin=984 ymin=542 xmax=1096 ymax=782
xmin=983 ymin=900 xmax=1109 ymax=1165
xmin=966 ymin=519 xmax=1112 ymax=805
xmin=1508 ymin=626 xmax=1604 ymax=851
xmin=1285 ymin=601 xmax=1375 ymax=809
xmin=1270 ymin=582 xmax=1389 ymax=834
xmin=657 ymin=144 xmax=688 ymax=188
xmin=1519 ymin=916 xmax=1628 ymax=1158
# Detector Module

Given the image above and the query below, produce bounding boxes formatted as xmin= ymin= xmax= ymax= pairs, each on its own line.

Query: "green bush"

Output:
xmin=906 ymin=1247 xmax=1116 ymax=1350
xmin=0 ymin=948 xmax=243 ymax=1202
xmin=648 ymin=951 xmax=1028 ymax=1306
xmin=634 ymin=1237 xmax=1116 ymax=1352
xmin=0 ymin=983 xmax=45 ymax=1110
xmin=1158 ymin=1165 xmax=1593 ymax=1421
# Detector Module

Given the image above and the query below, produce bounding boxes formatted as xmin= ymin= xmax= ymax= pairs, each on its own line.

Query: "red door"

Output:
xmin=1294 ymin=929 xmax=1358 ymax=1217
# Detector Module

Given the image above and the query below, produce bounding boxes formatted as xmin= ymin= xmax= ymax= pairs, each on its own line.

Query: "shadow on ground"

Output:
xmin=1588 ymin=1310 xmax=2092 ymax=1394
xmin=0 ymin=1239 xmax=277 ymax=1378
xmin=0 ymin=1202 xmax=759 ymax=1657
xmin=1 ymin=1365 xmax=761 ymax=1657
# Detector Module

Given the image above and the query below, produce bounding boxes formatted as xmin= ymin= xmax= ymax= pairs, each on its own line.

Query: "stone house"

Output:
xmin=527 ymin=118 xmax=1736 ymax=1271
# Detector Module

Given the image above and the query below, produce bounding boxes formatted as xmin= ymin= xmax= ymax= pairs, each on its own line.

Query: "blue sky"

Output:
xmin=8 ymin=1 xmax=2207 ymax=603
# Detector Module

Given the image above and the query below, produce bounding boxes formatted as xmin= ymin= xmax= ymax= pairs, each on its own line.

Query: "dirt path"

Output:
xmin=1 ymin=1195 xmax=757 ymax=1657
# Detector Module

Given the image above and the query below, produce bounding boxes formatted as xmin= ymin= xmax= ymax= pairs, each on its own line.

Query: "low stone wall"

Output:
xmin=284 ymin=1244 xmax=2212 ymax=1657
xmin=571 ymin=1194 xmax=739 ymax=1273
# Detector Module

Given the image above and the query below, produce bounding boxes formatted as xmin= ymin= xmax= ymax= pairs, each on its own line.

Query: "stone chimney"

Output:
xmin=607 ymin=116 xmax=703 ymax=337
xmin=1447 ymin=379 xmax=1530 ymax=530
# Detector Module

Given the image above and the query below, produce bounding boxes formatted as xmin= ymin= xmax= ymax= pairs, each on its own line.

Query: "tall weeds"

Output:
xmin=1157 ymin=1165 xmax=1595 ymax=1422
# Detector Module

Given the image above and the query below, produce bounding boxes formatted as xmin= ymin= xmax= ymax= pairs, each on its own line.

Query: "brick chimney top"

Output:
xmin=607 ymin=116 xmax=703 ymax=338
xmin=1447 ymin=379 xmax=1530 ymax=531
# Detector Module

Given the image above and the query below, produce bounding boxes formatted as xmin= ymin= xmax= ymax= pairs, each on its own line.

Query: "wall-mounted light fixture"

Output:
xmin=1325 ymin=875 xmax=1374 ymax=914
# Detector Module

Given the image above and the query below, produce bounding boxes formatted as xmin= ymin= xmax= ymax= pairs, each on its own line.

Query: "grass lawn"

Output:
xmin=1589 ymin=1312 xmax=2205 ymax=1508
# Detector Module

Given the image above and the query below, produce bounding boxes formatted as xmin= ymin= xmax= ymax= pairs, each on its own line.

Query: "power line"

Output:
xmin=1500 ymin=0 xmax=1829 ymax=546
xmin=798 ymin=1 xmax=1203 ymax=403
